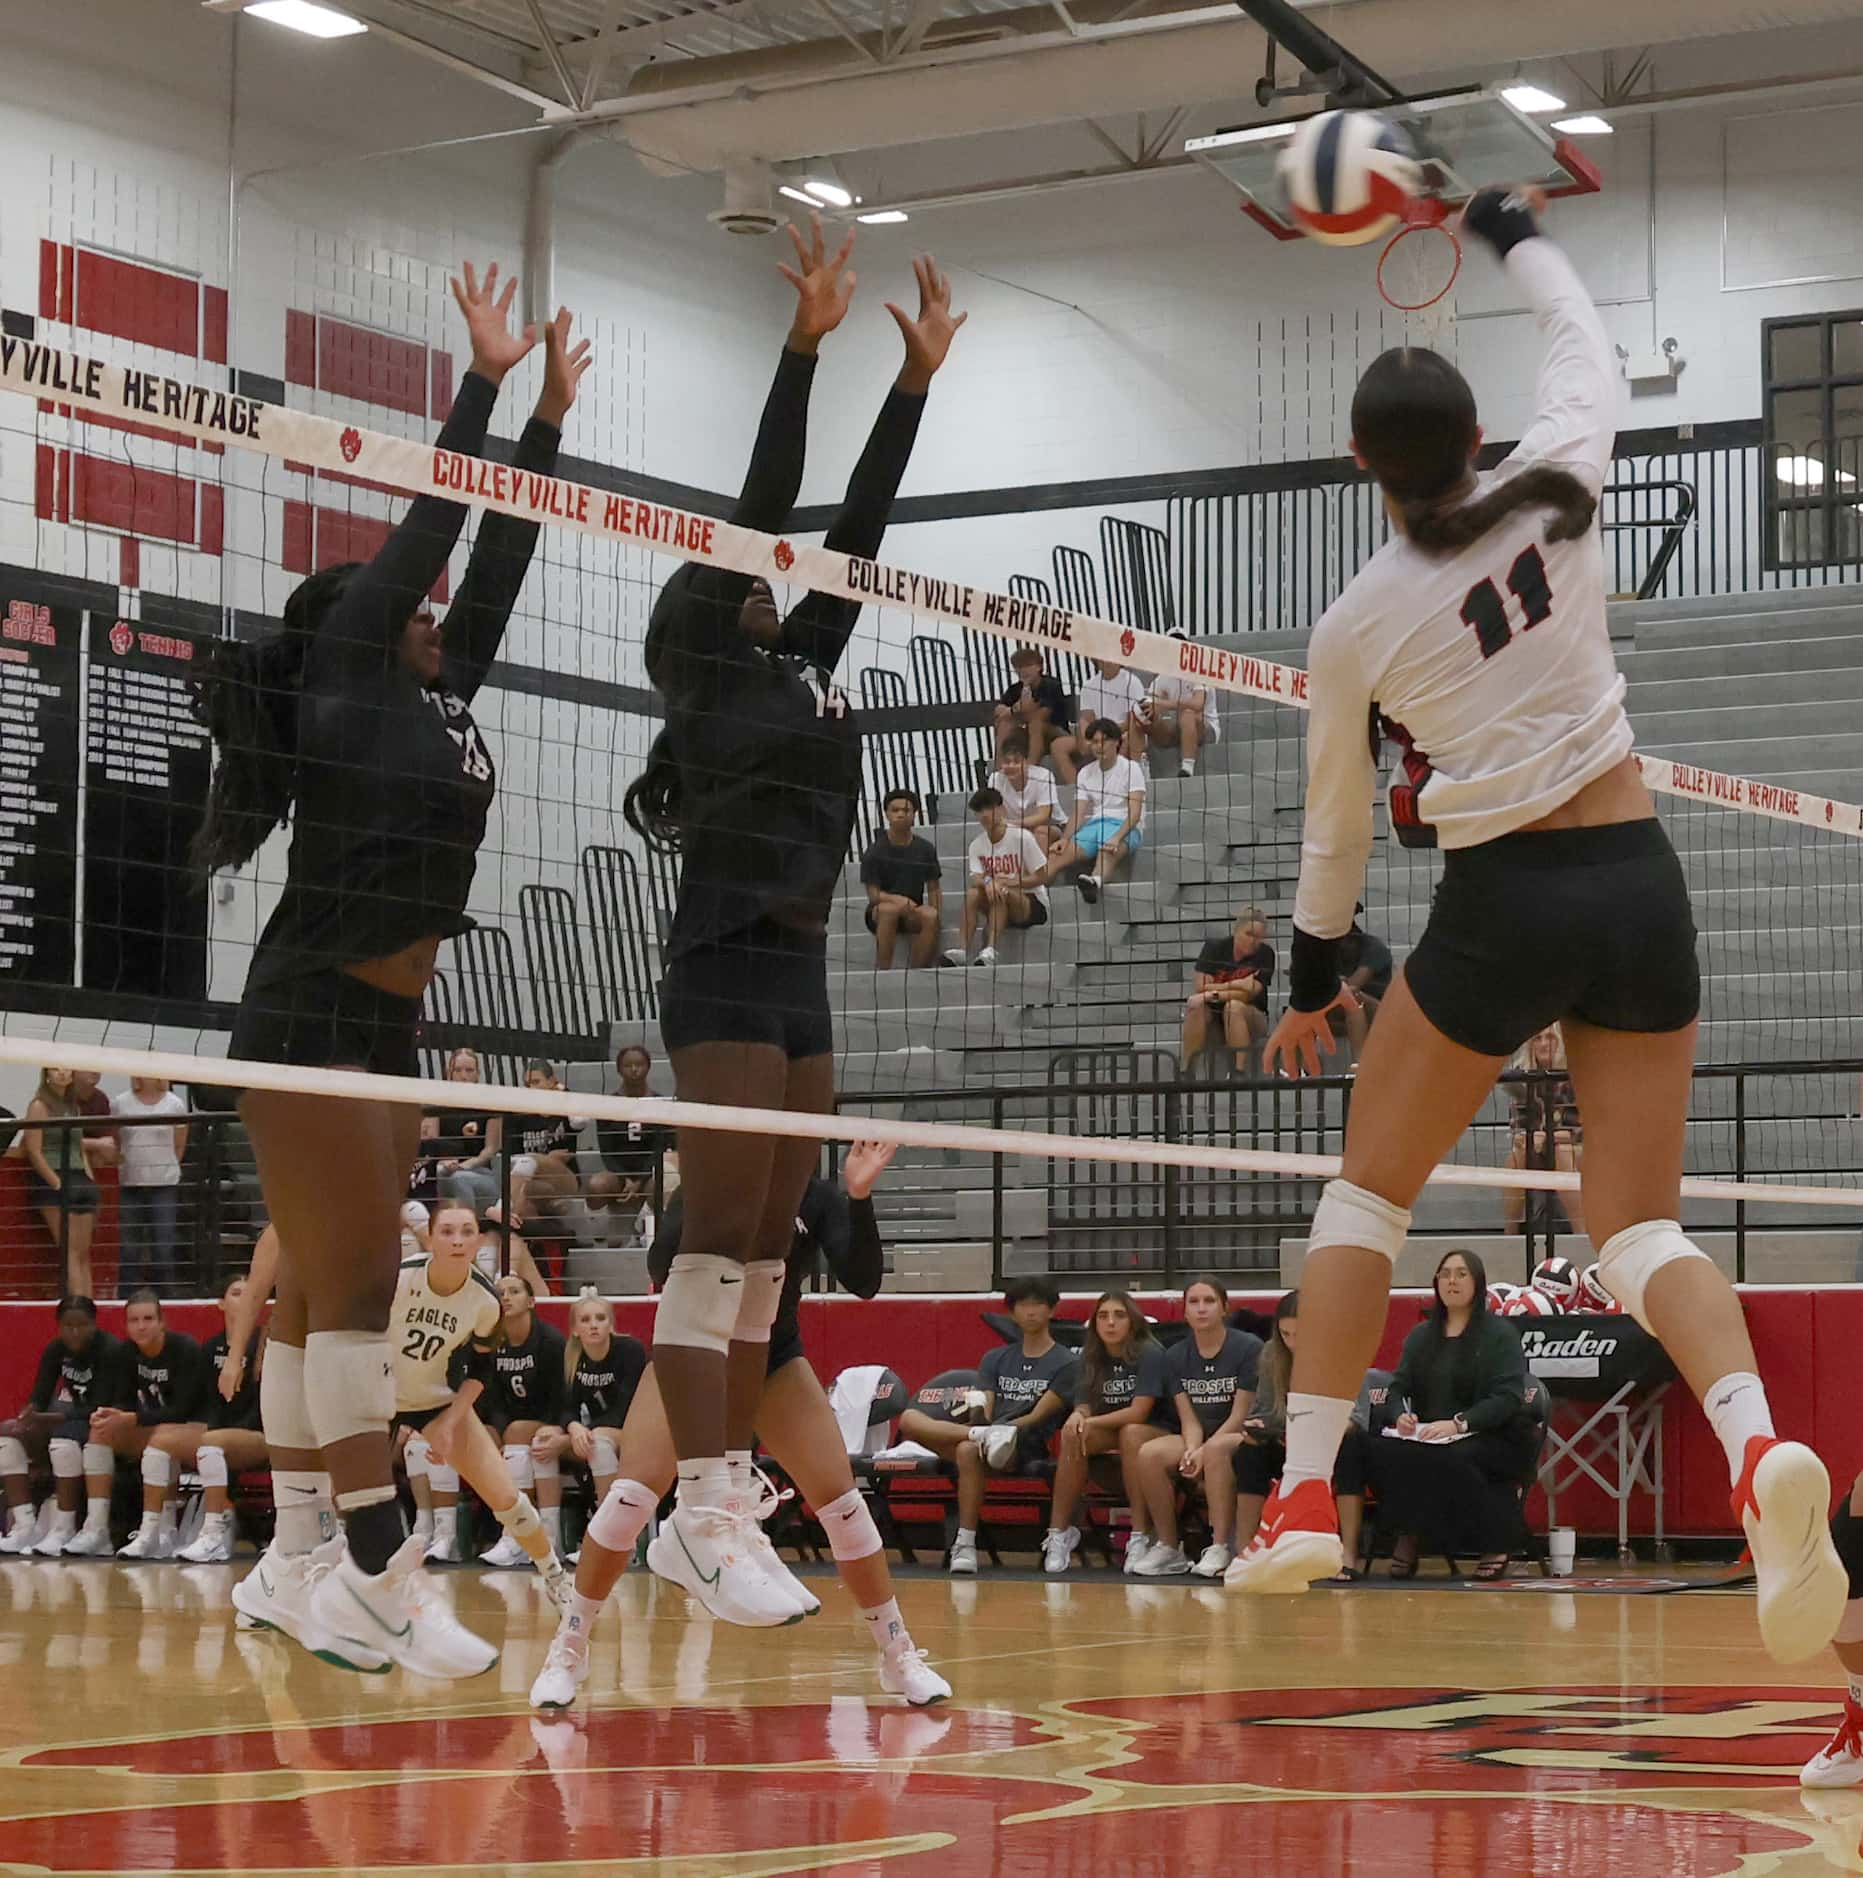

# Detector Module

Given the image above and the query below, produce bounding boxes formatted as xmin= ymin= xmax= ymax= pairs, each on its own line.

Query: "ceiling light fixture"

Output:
xmin=802 ymin=179 xmax=853 ymax=208
xmin=857 ymin=210 xmax=909 ymax=224
xmin=1501 ymin=84 xmax=1567 ymax=114
xmin=777 ymin=185 xmax=820 ymax=207
xmin=243 ymin=1 xmax=367 ymax=37
xmin=1551 ymin=114 xmax=1613 ymax=135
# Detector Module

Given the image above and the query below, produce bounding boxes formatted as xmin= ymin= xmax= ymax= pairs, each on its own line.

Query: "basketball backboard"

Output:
xmin=1186 ymin=87 xmax=1602 ymax=241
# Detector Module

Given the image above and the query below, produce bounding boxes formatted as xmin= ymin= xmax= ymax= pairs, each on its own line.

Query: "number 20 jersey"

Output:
xmin=390 ymin=1256 xmax=503 ymax=1414
xmin=1293 ymin=236 xmax=1631 ymax=945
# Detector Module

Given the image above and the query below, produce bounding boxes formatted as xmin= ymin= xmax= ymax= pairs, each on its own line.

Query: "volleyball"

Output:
xmin=1578 ymin=1264 xmax=1622 ymax=1313
xmin=1486 ymin=1282 xmax=1518 ymax=1315
xmin=1505 ymin=1287 xmax=1559 ymax=1318
xmin=1278 ymin=109 xmax=1424 ymax=247
xmin=1530 ymin=1257 xmax=1582 ymax=1309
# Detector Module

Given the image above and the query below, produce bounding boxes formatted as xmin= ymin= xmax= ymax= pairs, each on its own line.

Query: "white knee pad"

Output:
xmin=49 ymin=1438 xmax=82 ymax=1480
xmin=512 ymin=1153 xmax=540 ymax=1180
xmin=0 ymin=1435 xmax=25 ymax=1477
xmin=196 ymin=1445 xmax=229 ymax=1490
xmin=428 ymin=1461 xmax=460 ymax=1495
xmin=404 ymin=1435 xmax=432 ymax=1481
xmin=259 ymin=1339 xmax=320 ymax=1454
xmin=83 ymin=1442 xmax=114 ymax=1477
xmin=302 ymin=1330 xmax=396 ymax=1452
xmin=1308 ymin=1178 xmax=1412 ymax=1265
xmin=592 ymin=1434 xmax=619 ymax=1477
xmin=733 ymin=1259 xmax=787 ymax=1344
xmin=655 ymin=1253 xmax=748 ymax=1357
xmin=1597 ymin=1219 xmax=1712 ymax=1332
xmin=504 ymin=1443 xmax=535 ymax=1491
xmin=818 ymin=1486 xmax=882 ymax=1563
xmin=495 ymin=1492 xmax=543 ymax=1544
xmin=141 ymin=1448 xmax=173 ymax=1489
xmin=532 ymin=1451 xmax=560 ymax=1483
xmin=587 ymin=1477 xmax=660 ymax=1553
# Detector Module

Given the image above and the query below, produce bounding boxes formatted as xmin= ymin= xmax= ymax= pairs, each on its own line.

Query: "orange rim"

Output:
xmin=1377 ymin=221 xmax=1462 ymax=311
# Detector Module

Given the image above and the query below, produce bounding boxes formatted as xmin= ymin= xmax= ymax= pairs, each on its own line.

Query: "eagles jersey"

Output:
xmin=390 ymin=1256 xmax=502 ymax=1414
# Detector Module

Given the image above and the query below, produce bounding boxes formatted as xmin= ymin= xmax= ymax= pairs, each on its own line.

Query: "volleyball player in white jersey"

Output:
xmin=392 ymin=1201 xmax=567 ymax=1613
xmin=1226 ymin=188 xmax=1846 ymax=1665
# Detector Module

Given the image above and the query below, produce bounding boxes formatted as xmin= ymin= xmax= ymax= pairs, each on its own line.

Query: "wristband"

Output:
xmin=1288 ymin=926 xmax=1345 ymax=1012
xmin=1463 ymin=186 xmax=1541 ymax=259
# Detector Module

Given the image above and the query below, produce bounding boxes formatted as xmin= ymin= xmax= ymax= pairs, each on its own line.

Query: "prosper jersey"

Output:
xmin=28 ymin=1331 xmax=120 ymax=1417
xmin=487 ymin=1315 xmax=567 ymax=1424
xmin=566 ymin=1335 xmax=647 ymax=1428
xmin=1294 ymin=238 xmax=1628 ymax=949
xmin=390 ymin=1256 xmax=502 ymax=1414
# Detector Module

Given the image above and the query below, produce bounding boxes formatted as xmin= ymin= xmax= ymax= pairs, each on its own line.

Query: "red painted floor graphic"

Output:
xmin=6 ymin=1686 xmax=1852 ymax=1874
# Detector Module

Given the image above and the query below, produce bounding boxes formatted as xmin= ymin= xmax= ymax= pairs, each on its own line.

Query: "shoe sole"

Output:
xmin=645 ymin=1532 xmax=805 ymax=1628
xmin=1224 ymin=1531 xmax=1345 ymax=1595
xmin=1802 ymin=1757 xmax=1863 ymax=1790
xmin=1747 ymin=1443 xmax=1847 ymax=1665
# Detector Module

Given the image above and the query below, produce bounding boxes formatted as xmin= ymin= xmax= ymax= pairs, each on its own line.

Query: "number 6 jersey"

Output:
xmin=390 ymin=1255 xmax=503 ymax=1414
xmin=1294 ymin=235 xmax=1630 ymax=950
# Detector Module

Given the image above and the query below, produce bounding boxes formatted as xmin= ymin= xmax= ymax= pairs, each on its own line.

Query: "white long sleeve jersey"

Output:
xmin=1293 ymin=237 xmax=1632 ymax=947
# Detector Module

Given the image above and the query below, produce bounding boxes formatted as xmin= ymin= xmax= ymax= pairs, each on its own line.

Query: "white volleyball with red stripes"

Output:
xmin=1278 ymin=109 xmax=1424 ymax=247
xmin=1530 ymin=1257 xmax=1582 ymax=1309
xmin=1504 ymin=1287 xmax=1559 ymax=1319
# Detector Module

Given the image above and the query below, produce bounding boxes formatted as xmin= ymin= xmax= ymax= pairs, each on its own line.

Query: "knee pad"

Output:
xmin=0 ymin=1435 xmax=25 ymax=1477
xmin=818 ymin=1486 xmax=882 ymax=1563
xmin=655 ymin=1253 xmax=748 ymax=1357
xmin=732 ymin=1259 xmax=787 ymax=1344
xmin=428 ymin=1461 xmax=460 ymax=1495
xmin=1596 ymin=1219 xmax=1711 ymax=1332
xmin=587 ymin=1477 xmax=660 ymax=1553
xmin=83 ymin=1442 xmax=114 ymax=1477
xmin=512 ymin=1154 xmax=540 ymax=1181
xmin=592 ymin=1434 xmax=619 ymax=1477
xmin=49 ymin=1438 xmax=82 ymax=1480
xmin=1308 ymin=1179 xmax=1412 ymax=1265
xmin=496 ymin=1492 xmax=544 ymax=1544
xmin=532 ymin=1451 xmax=560 ymax=1483
xmin=1834 ymin=1505 xmax=1863 ymax=1641
xmin=259 ymin=1339 xmax=320 ymax=1454
xmin=196 ymin=1445 xmax=229 ymax=1490
xmin=141 ymin=1448 xmax=172 ymax=1489
xmin=403 ymin=1435 xmax=431 ymax=1481
xmin=504 ymin=1443 xmax=535 ymax=1491
xmin=302 ymin=1330 xmax=396 ymax=1452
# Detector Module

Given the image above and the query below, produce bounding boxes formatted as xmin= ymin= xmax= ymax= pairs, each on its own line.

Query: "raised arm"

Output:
xmin=780 ymin=254 xmax=965 ymax=673
xmin=441 ymin=308 xmax=591 ymax=701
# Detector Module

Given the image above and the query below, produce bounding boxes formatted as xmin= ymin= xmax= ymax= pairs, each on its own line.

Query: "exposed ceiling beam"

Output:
xmin=523 ymin=0 xmax=584 ymax=107
xmin=887 ymin=0 xmax=947 ymax=60
xmin=576 ymin=0 xmax=634 ymax=106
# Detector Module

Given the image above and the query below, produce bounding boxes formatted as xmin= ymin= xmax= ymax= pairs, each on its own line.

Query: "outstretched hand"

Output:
xmin=887 ymin=254 xmax=967 ymax=393
xmin=843 ymin=1137 xmax=898 ymax=1200
xmin=779 ymin=212 xmax=857 ymax=350
xmin=535 ymin=306 xmax=593 ymax=427
xmin=1262 ymin=987 xmax=1358 ymax=1080
xmin=450 ymin=261 xmax=538 ymax=386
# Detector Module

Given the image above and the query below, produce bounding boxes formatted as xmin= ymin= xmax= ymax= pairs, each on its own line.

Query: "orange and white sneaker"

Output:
xmin=1733 ymin=1435 xmax=1846 ymax=1665
xmin=1805 ymin=1696 xmax=1863 ymax=1789
xmin=1222 ymin=1479 xmax=1343 ymax=1594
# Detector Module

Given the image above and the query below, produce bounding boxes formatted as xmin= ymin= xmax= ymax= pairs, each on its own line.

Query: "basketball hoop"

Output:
xmin=1377 ymin=216 xmax=1462 ymax=312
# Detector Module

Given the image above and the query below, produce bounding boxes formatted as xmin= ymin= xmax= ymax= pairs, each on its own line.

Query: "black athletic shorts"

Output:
xmin=230 ymin=964 xmax=423 ymax=1078
xmin=1008 ymin=898 xmax=1049 ymax=930
xmin=863 ymin=901 xmax=929 ymax=933
xmin=766 ymin=1317 xmax=806 ymax=1377
xmin=394 ymin=1405 xmax=450 ymax=1434
xmin=1403 ymin=819 xmax=1700 ymax=1058
xmin=660 ymin=921 xmax=834 ymax=1060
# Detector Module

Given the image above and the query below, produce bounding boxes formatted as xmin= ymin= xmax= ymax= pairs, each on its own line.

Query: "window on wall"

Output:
xmin=1763 ymin=311 xmax=1863 ymax=569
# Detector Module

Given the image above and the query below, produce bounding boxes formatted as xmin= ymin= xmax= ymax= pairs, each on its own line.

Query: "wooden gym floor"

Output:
xmin=0 ymin=1555 xmax=1857 ymax=1875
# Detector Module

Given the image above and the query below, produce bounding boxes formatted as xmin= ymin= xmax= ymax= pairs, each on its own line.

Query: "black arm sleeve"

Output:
xmin=818 ymin=1193 xmax=885 ymax=1300
xmin=732 ymin=347 xmax=818 ymax=530
xmin=311 ymin=370 xmax=500 ymax=681
xmin=439 ymin=412 xmax=561 ymax=702
xmin=27 ymin=1341 xmax=61 ymax=1414
xmin=779 ymin=384 xmax=928 ymax=673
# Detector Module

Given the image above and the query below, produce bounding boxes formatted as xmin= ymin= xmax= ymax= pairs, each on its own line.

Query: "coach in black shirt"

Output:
xmin=860 ymin=789 xmax=944 ymax=970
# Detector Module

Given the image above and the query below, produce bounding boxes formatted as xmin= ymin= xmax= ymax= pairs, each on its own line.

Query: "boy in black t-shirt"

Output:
xmin=858 ymin=788 xmax=944 ymax=970
xmin=1184 ymin=908 xmax=1276 ymax=1075
xmin=993 ymin=648 xmax=1071 ymax=776
xmin=895 ymin=1275 xmax=1077 ymax=1575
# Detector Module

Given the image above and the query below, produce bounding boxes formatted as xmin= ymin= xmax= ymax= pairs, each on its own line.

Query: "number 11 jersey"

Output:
xmin=391 ymin=1256 xmax=503 ymax=1414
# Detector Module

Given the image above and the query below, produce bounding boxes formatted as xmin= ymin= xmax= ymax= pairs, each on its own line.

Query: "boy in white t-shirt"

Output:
xmin=945 ymin=787 xmax=1051 ymax=967
xmin=986 ymin=733 xmax=1062 ymax=852
xmin=1147 ymin=655 xmax=1222 ymax=779
xmin=1055 ymin=657 xmax=1150 ymax=775
xmin=1046 ymin=718 xmax=1147 ymax=904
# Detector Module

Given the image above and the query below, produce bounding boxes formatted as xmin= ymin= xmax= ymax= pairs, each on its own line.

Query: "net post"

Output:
xmin=1733 ymin=1074 xmax=1748 ymax=1283
xmin=991 ymin=1094 xmax=1005 ymax=1292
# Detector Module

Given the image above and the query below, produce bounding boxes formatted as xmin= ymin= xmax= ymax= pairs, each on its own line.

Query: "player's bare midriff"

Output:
xmin=1519 ymin=755 xmax=1653 ymax=834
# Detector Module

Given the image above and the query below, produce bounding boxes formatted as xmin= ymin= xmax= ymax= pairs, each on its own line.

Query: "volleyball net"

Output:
xmin=0 ymin=303 xmax=1858 ymax=1301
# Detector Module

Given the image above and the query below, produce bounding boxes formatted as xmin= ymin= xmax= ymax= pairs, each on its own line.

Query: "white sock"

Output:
xmin=412 ymin=1508 xmax=435 ymax=1541
xmin=1280 ymin=1393 xmax=1353 ymax=1493
xmin=725 ymin=1449 xmax=754 ymax=1499
xmin=676 ymin=1459 xmax=730 ymax=1509
xmin=954 ymin=1526 xmax=976 ymax=1545
xmin=541 ymin=1504 xmax=564 ymax=1549
xmin=1181 ymin=757 xmax=1197 ymax=775
xmin=272 ymin=1470 xmax=326 ymax=1556
xmin=5 ymin=1505 xmax=29 ymax=1534
xmin=156 ymin=1505 xmax=176 ymax=1537
xmin=564 ymin=1588 xmax=604 ymax=1639
xmin=84 ymin=1499 xmax=110 ymax=1533
xmin=1703 ymin=1371 xmax=1775 ymax=1483
xmin=1847 ymin=1671 xmax=1863 ymax=1711
xmin=434 ymin=1506 xmax=458 ymax=1547
xmin=862 ymin=1597 xmax=909 ymax=1655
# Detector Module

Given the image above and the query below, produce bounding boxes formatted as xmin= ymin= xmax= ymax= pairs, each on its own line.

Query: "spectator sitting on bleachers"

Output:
xmin=1233 ymin=1290 xmax=1370 ymax=1583
xmin=1041 ymin=1290 xmax=1170 ymax=1574
xmin=859 ymin=788 xmax=945 ymax=970
xmin=594 ymin=1044 xmax=671 ymax=1221
xmin=1329 ymin=919 xmax=1394 ymax=1060
xmin=1182 ymin=908 xmax=1275 ymax=1077
xmin=1504 ymin=1025 xmax=1586 ymax=1239
xmin=1046 ymin=719 xmax=1147 ymax=906
xmin=894 ymin=1275 xmax=1077 ymax=1577
xmin=988 ymin=733 xmax=1061 ymax=854
xmin=1128 ymin=1276 xmax=1262 ymax=1577
xmin=507 ymin=1060 xmax=588 ymax=1229
xmin=22 ymin=1067 xmax=102 ymax=1299
xmin=1146 ymin=646 xmax=1221 ymax=779
xmin=415 ymin=1046 xmax=503 ymax=1218
xmin=0 ymin=1295 xmax=119 ymax=1556
xmin=945 ymin=787 xmax=1050 ymax=968
xmin=1359 ymin=1249 xmax=1537 ymax=1580
xmin=1056 ymin=656 xmax=1150 ymax=772
xmin=994 ymin=646 xmax=1072 ymax=778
